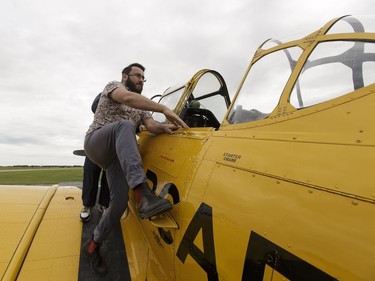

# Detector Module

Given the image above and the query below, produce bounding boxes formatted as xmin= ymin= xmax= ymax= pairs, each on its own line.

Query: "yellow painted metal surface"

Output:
xmin=123 ymin=129 xmax=213 ymax=281
xmin=0 ymin=185 xmax=82 ymax=281
xmin=122 ymin=16 xmax=375 ymax=281
xmin=121 ymin=204 xmax=149 ymax=281
xmin=0 ymin=185 xmax=56 ymax=280
xmin=198 ymin=163 xmax=373 ymax=280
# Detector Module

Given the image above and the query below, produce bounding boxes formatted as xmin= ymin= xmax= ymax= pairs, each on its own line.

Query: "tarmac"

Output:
xmin=78 ymin=205 xmax=131 ymax=281
xmin=59 ymin=182 xmax=131 ymax=281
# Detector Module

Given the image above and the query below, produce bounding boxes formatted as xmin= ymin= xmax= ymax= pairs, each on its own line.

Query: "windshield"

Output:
xmin=152 ymin=86 xmax=186 ymax=123
xmin=228 ymin=46 xmax=303 ymax=124
xmin=326 ymin=15 xmax=375 ymax=34
xmin=190 ymin=72 xmax=229 ymax=122
xmin=153 ymin=70 xmax=230 ymax=128
xmin=290 ymin=41 xmax=375 ymax=108
xmin=227 ymin=16 xmax=375 ymax=125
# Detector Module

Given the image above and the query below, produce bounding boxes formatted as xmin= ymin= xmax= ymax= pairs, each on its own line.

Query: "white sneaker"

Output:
xmin=80 ymin=206 xmax=91 ymax=222
xmin=98 ymin=205 xmax=107 ymax=214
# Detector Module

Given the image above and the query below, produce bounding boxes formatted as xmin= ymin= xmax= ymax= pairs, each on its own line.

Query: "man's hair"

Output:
xmin=122 ymin=63 xmax=145 ymax=75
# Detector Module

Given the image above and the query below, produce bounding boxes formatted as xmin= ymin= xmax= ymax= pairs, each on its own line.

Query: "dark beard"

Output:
xmin=125 ymin=79 xmax=142 ymax=94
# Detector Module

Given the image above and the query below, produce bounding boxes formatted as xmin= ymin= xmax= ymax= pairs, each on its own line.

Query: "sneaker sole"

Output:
xmin=80 ymin=213 xmax=91 ymax=222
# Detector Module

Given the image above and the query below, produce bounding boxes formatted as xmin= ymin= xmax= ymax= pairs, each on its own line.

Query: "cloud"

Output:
xmin=0 ymin=0 xmax=373 ymax=165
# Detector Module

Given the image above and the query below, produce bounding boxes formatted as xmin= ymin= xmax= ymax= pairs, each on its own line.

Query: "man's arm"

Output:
xmin=142 ymin=118 xmax=179 ymax=135
xmin=111 ymin=86 xmax=188 ymax=128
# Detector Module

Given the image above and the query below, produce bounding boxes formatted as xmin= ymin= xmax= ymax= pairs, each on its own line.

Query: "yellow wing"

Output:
xmin=0 ymin=185 xmax=82 ymax=281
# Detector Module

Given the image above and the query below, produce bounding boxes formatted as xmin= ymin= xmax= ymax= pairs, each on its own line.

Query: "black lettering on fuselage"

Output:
xmin=177 ymin=205 xmax=337 ymax=281
xmin=145 ymin=169 xmax=336 ymax=280
xmin=146 ymin=170 xmax=180 ymax=204
xmin=242 ymin=231 xmax=338 ymax=281
xmin=177 ymin=203 xmax=219 ymax=281
xmin=146 ymin=169 xmax=158 ymax=192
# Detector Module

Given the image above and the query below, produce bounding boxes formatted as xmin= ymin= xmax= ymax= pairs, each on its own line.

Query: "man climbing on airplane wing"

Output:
xmin=82 ymin=63 xmax=188 ymax=276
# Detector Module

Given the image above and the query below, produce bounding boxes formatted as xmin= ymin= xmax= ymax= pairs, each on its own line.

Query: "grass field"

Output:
xmin=0 ymin=166 xmax=83 ymax=185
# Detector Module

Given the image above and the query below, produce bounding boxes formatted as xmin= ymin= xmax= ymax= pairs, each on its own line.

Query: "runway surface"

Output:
xmin=78 ymin=205 xmax=131 ymax=281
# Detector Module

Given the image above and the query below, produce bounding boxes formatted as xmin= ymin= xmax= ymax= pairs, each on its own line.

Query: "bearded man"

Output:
xmin=82 ymin=63 xmax=188 ymax=276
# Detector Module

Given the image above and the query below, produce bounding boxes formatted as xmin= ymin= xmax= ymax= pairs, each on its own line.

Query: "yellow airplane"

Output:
xmin=1 ymin=15 xmax=374 ymax=281
xmin=124 ymin=15 xmax=375 ymax=281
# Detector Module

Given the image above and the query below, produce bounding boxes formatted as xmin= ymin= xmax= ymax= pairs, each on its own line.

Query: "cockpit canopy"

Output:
xmin=227 ymin=15 xmax=375 ymax=124
xmin=152 ymin=69 xmax=231 ymax=130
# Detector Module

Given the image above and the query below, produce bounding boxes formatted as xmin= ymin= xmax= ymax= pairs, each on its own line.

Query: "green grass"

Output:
xmin=0 ymin=166 xmax=83 ymax=185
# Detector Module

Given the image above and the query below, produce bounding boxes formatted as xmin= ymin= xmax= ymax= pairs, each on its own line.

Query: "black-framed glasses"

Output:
xmin=128 ymin=73 xmax=147 ymax=82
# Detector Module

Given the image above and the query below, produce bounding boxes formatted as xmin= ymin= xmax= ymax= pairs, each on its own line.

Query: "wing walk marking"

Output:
xmin=78 ymin=206 xmax=131 ymax=280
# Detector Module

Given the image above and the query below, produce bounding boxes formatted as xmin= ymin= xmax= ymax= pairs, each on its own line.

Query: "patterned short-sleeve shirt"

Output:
xmin=86 ymin=81 xmax=152 ymax=135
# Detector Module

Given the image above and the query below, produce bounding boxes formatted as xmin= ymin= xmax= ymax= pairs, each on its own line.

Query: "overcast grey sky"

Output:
xmin=0 ymin=0 xmax=372 ymax=166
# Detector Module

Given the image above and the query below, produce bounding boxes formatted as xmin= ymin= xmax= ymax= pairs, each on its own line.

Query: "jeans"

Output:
xmin=82 ymin=157 xmax=110 ymax=208
xmin=84 ymin=120 xmax=147 ymax=243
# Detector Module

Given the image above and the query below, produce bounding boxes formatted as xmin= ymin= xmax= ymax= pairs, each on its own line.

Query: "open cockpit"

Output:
xmin=152 ymin=69 xmax=231 ymax=130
